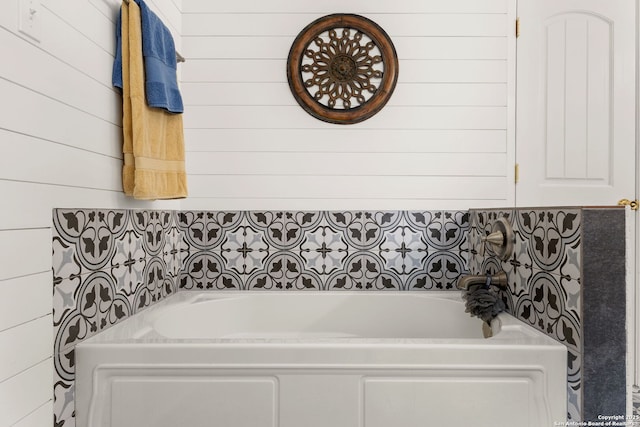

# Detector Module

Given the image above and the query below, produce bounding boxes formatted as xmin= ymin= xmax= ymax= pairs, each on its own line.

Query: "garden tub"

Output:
xmin=75 ymin=291 xmax=567 ymax=427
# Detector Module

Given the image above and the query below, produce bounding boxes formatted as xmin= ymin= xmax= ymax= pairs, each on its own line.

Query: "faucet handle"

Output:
xmin=477 ymin=218 xmax=514 ymax=261
xmin=483 ymin=231 xmax=505 ymax=246
xmin=479 ymin=230 xmax=502 ymax=256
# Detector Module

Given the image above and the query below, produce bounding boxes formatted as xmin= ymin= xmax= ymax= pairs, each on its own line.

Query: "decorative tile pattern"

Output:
xmin=176 ymin=211 xmax=470 ymax=291
xmin=53 ymin=209 xmax=129 ymax=278
xmin=49 ymin=208 xmax=471 ymax=427
xmin=54 ymin=367 xmax=75 ymax=427
xmin=52 ymin=209 xmax=179 ymax=427
xmin=514 ymin=272 xmax=581 ymax=351
xmin=176 ymin=210 xmax=209 ymax=250
xmin=514 ymin=209 xmax=581 ymax=275
xmin=567 ymin=348 xmax=582 ymax=422
xmin=246 ymin=251 xmax=324 ymax=290
xmin=325 ymin=252 xmax=404 ymax=291
xmin=470 ymin=208 xmax=583 ymax=422
xmin=53 ymin=208 xmax=469 ymax=427
xmin=178 ymin=251 xmax=243 ymax=290
xmin=53 ymin=207 xmax=621 ymax=426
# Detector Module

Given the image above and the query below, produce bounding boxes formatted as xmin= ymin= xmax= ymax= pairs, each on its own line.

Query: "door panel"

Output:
xmin=516 ymin=0 xmax=635 ymax=206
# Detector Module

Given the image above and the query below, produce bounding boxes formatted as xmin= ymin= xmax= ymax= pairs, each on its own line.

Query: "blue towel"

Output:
xmin=113 ymin=8 xmax=123 ymax=89
xmin=113 ymin=0 xmax=183 ymax=114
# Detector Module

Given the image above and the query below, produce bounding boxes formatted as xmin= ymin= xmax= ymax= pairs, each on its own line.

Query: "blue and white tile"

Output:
xmin=567 ymin=348 xmax=582 ymax=422
xmin=424 ymin=210 xmax=470 ymax=252
xmin=560 ymin=275 xmax=581 ymax=324
xmin=218 ymin=223 xmax=250 ymax=275
xmin=176 ymin=211 xmax=209 ymax=250
xmin=177 ymin=210 xmax=244 ymax=253
xmin=110 ymin=229 xmax=146 ymax=299
xmin=280 ymin=211 xmax=323 ymax=250
xmin=404 ymin=271 xmax=437 ymax=290
xmin=245 ymin=252 xmax=323 ymax=290
xmin=54 ymin=370 xmax=75 ymax=427
xmin=53 ymin=209 xmax=128 ymax=275
xmin=238 ymin=224 xmax=270 ymax=276
xmin=404 ymin=210 xmax=436 ymax=228
xmin=162 ymin=227 xmax=183 ymax=277
xmin=207 ymin=210 xmax=245 ymax=249
xmin=502 ymin=230 xmax=534 ymax=298
xmin=559 ymin=238 xmax=581 ymax=283
xmin=342 ymin=210 xmax=399 ymax=251
xmin=406 ymin=252 xmax=464 ymax=291
xmin=360 ymin=252 xmax=403 ymax=290
xmin=358 ymin=211 xmax=403 ymax=250
xmin=326 ymin=252 xmax=402 ymax=291
xmin=299 ymin=219 xmax=329 ymax=275
xmin=517 ymin=209 xmax=581 ymax=275
xmin=325 ymin=211 xmax=365 ymax=251
xmin=54 ymin=271 xmax=132 ymax=353
xmin=52 ymin=236 xmax=81 ymax=283
xmin=466 ymin=226 xmax=483 ymax=275
xmin=378 ymin=217 xmax=422 ymax=277
xmin=178 ymin=251 xmax=242 ymax=290
xmin=298 ymin=213 xmax=351 ymax=279
xmin=319 ymin=212 xmax=352 ymax=273
xmin=246 ymin=211 xmax=285 ymax=250
xmin=132 ymin=256 xmax=175 ymax=310
xmin=134 ymin=210 xmax=174 ymax=257
xmin=325 ymin=252 xmax=367 ymax=290
xmin=514 ymin=271 xmax=581 ymax=352
xmin=53 ymin=274 xmax=82 ymax=327
xmin=425 ymin=251 xmax=468 ymax=290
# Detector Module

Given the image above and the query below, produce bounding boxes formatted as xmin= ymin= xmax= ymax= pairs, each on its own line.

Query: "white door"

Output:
xmin=516 ymin=0 xmax=640 ymax=389
xmin=516 ymin=0 xmax=636 ymax=206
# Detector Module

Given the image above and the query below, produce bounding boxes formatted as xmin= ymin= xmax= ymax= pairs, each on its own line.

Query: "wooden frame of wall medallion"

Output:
xmin=287 ymin=14 xmax=399 ymax=125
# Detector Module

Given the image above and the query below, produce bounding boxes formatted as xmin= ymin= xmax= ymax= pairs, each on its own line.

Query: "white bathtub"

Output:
xmin=75 ymin=292 xmax=567 ymax=427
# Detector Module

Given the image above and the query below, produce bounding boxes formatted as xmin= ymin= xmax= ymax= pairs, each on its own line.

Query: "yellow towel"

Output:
xmin=121 ymin=0 xmax=187 ymax=200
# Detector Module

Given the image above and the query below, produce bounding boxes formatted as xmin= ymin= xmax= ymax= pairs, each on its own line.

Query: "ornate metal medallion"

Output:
xmin=287 ymin=14 xmax=399 ymax=124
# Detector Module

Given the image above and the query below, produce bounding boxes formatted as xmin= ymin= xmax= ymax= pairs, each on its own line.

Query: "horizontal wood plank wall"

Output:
xmin=180 ymin=0 xmax=514 ymax=211
xmin=0 ymin=0 xmax=181 ymax=425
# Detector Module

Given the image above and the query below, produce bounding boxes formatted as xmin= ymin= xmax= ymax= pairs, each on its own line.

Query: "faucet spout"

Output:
xmin=456 ymin=271 xmax=508 ymax=290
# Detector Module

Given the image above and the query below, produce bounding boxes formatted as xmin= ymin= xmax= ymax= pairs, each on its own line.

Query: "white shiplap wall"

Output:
xmin=0 ymin=0 xmax=181 ymax=425
xmin=180 ymin=0 xmax=516 ymax=211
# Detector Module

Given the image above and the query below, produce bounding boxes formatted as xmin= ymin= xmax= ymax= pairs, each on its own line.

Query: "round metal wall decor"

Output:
xmin=287 ymin=14 xmax=399 ymax=125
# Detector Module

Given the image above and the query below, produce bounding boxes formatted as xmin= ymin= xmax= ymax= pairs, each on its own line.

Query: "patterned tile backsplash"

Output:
xmin=52 ymin=207 xmax=625 ymax=426
xmin=176 ymin=210 xmax=470 ymax=291
xmin=52 ymin=209 xmax=181 ymax=427
xmin=52 ymin=209 xmax=469 ymax=427
xmin=469 ymin=209 xmax=582 ymax=351
xmin=468 ymin=208 xmax=583 ymax=421
xmin=468 ymin=207 xmax=626 ymax=423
